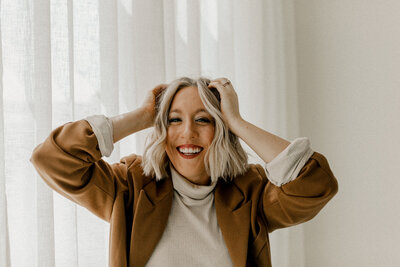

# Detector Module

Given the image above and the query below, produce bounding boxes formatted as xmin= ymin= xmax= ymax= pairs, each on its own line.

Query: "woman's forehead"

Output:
xmin=169 ymin=86 xmax=209 ymax=114
xmin=169 ymin=108 xmax=208 ymax=114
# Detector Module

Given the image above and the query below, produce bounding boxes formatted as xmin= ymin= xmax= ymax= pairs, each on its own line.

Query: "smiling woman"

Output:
xmin=30 ymin=76 xmax=338 ymax=267
xmin=142 ymin=77 xmax=248 ymax=186
xmin=165 ymin=87 xmax=215 ymax=186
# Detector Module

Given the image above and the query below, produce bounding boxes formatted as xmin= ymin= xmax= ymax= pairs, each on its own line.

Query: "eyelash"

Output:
xmin=168 ymin=118 xmax=211 ymax=124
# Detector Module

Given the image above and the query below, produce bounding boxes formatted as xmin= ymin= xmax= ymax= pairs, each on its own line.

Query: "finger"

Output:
xmin=208 ymin=81 xmax=231 ymax=89
xmin=209 ymin=78 xmax=230 ymax=86
xmin=153 ymin=84 xmax=168 ymax=95
xmin=208 ymin=80 xmax=228 ymax=86
xmin=208 ymin=82 xmax=225 ymax=90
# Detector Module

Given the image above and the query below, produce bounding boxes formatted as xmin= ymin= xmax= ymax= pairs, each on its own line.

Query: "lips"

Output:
xmin=177 ymin=149 xmax=202 ymax=159
xmin=176 ymin=145 xmax=204 ymax=159
xmin=177 ymin=144 xmax=203 ymax=149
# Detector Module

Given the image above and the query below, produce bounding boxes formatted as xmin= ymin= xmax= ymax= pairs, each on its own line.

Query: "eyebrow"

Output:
xmin=169 ymin=108 xmax=209 ymax=114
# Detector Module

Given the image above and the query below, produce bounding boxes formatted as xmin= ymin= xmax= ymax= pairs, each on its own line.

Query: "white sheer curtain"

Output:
xmin=0 ymin=0 xmax=303 ymax=266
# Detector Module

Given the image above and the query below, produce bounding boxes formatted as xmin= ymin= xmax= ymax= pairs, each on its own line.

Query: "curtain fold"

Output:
xmin=33 ymin=0 xmax=55 ymax=265
xmin=51 ymin=0 xmax=79 ymax=266
xmin=1 ymin=1 xmax=12 ymax=266
xmin=0 ymin=0 xmax=302 ymax=266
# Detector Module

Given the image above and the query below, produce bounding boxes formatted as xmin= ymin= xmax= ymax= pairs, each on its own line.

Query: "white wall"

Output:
xmin=294 ymin=1 xmax=400 ymax=266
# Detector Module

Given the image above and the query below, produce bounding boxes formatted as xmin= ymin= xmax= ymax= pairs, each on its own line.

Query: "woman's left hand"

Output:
xmin=208 ymin=78 xmax=243 ymax=130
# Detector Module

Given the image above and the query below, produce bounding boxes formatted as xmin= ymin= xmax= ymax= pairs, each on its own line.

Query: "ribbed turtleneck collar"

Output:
xmin=169 ymin=162 xmax=217 ymax=206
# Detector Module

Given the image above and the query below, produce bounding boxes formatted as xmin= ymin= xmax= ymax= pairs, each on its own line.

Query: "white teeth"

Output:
xmin=178 ymin=147 xmax=202 ymax=154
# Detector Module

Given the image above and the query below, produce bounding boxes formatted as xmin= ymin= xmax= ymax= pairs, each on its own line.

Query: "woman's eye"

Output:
xmin=168 ymin=117 xmax=211 ymax=124
xmin=197 ymin=118 xmax=211 ymax=123
xmin=168 ymin=118 xmax=180 ymax=123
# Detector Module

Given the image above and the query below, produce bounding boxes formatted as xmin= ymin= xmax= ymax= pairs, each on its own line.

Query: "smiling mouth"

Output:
xmin=176 ymin=147 xmax=203 ymax=159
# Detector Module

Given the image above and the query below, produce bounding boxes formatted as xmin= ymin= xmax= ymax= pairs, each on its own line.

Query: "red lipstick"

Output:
xmin=176 ymin=144 xmax=203 ymax=159
xmin=177 ymin=144 xmax=203 ymax=149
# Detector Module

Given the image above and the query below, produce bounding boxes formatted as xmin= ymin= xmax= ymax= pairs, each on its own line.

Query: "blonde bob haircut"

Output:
xmin=141 ymin=76 xmax=249 ymax=183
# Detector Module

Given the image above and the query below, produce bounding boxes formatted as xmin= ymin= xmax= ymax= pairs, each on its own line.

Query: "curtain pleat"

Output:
xmin=2 ymin=0 xmax=47 ymax=265
xmin=129 ymin=0 xmax=166 ymax=155
xmin=73 ymin=1 xmax=110 ymax=265
xmin=199 ymin=0 xmax=219 ymax=77
xmin=116 ymin=0 xmax=135 ymax=158
xmin=0 ymin=0 xmax=12 ymax=265
xmin=0 ymin=0 xmax=303 ymax=266
xmin=162 ymin=0 xmax=176 ymax=81
xmin=51 ymin=0 xmax=79 ymax=265
xmin=32 ymin=0 xmax=55 ymax=266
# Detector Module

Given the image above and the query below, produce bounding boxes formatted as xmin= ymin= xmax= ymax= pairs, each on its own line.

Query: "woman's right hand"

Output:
xmin=110 ymin=83 xmax=168 ymax=143
xmin=140 ymin=83 xmax=169 ymax=125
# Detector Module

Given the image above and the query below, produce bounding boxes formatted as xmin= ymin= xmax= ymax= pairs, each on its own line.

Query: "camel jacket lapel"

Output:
xmin=130 ymin=174 xmax=252 ymax=267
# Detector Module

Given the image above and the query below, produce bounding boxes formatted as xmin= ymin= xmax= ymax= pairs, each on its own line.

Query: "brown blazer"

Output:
xmin=30 ymin=120 xmax=338 ymax=267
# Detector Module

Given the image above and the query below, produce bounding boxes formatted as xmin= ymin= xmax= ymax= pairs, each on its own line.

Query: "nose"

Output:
xmin=181 ymin=120 xmax=197 ymax=139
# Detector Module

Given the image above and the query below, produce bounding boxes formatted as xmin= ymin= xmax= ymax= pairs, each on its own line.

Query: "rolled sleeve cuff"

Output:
xmin=264 ymin=137 xmax=314 ymax=187
xmin=84 ymin=115 xmax=114 ymax=157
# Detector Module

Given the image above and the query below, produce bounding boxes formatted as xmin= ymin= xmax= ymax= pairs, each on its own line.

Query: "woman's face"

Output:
xmin=165 ymin=86 xmax=215 ymax=186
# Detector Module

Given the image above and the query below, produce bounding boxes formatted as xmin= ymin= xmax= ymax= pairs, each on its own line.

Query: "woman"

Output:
xmin=30 ymin=76 xmax=338 ymax=267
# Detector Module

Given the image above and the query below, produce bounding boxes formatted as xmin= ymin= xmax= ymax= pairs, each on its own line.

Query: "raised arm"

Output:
xmin=208 ymin=78 xmax=338 ymax=232
xmin=208 ymin=78 xmax=297 ymax=164
xmin=111 ymin=83 xmax=168 ymax=143
xmin=30 ymin=84 xmax=168 ymax=221
xmin=30 ymin=120 xmax=135 ymax=222
xmin=255 ymin=151 xmax=338 ymax=232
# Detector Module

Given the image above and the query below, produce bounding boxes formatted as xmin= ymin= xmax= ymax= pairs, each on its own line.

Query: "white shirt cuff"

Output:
xmin=264 ymin=137 xmax=314 ymax=187
xmin=84 ymin=115 xmax=114 ymax=157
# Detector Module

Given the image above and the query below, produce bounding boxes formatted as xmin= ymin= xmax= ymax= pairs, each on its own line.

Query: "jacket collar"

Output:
xmin=130 ymin=171 xmax=251 ymax=267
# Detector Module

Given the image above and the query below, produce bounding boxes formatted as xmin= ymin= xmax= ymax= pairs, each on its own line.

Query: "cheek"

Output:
xmin=204 ymin=127 xmax=215 ymax=143
xmin=165 ymin=136 xmax=174 ymax=158
xmin=165 ymin=129 xmax=178 ymax=155
xmin=166 ymin=128 xmax=175 ymax=144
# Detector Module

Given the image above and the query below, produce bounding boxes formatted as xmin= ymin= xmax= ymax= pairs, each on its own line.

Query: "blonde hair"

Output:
xmin=141 ymin=76 xmax=249 ymax=183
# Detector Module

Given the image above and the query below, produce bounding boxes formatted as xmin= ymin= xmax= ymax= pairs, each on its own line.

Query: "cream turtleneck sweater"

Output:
xmin=145 ymin=162 xmax=234 ymax=266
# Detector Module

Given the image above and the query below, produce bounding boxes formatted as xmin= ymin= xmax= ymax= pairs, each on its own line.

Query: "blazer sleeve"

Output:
xmin=30 ymin=119 xmax=136 ymax=222
xmin=258 ymin=151 xmax=339 ymax=233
